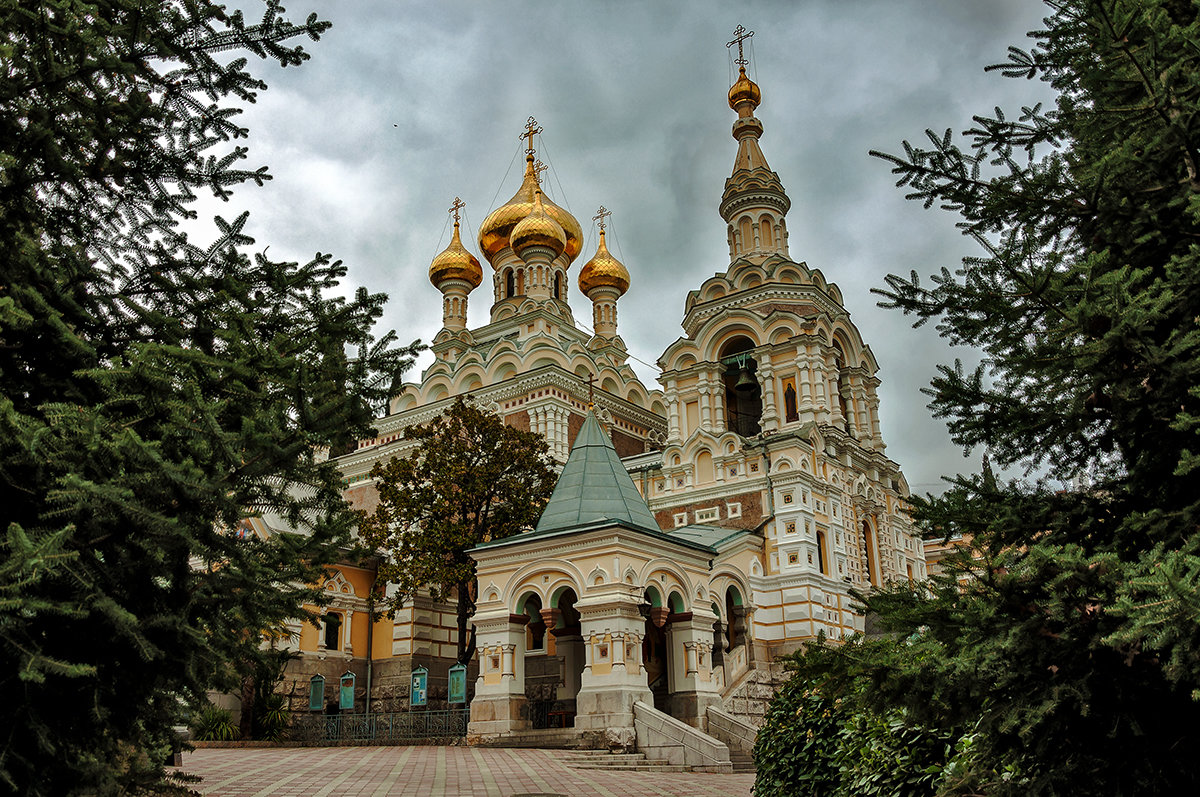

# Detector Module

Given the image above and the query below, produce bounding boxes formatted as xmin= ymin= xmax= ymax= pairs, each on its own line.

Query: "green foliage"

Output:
xmin=359 ymin=396 xmax=556 ymax=663
xmin=0 ymin=1 xmax=417 ymax=792
xmin=754 ymin=640 xmax=953 ymax=797
xmin=253 ymin=693 xmax=289 ymax=742
xmin=799 ymin=0 xmax=1200 ymax=793
xmin=190 ymin=706 xmax=240 ymax=743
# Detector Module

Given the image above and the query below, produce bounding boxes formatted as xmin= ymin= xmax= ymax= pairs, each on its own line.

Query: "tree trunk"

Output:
xmin=456 ymin=580 xmax=476 ymax=664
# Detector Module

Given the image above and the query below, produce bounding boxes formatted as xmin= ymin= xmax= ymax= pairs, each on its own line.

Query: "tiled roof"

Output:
xmin=533 ymin=410 xmax=662 ymax=535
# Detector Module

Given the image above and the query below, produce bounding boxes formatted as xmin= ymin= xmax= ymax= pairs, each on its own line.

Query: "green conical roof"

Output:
xmin=534 ymin=410 xmax=661 ymax=534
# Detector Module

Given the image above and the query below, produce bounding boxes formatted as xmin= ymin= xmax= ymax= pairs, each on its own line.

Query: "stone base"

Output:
xmin=467 ymin=694 xmax=528 ymax=736
xmin=666 ymin=690 xmax=724 ymax=730
xmin=574 ymin=684 xmax=652 ymax=734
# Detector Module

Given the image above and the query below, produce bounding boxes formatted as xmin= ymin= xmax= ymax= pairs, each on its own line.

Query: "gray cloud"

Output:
xmin=211 ymin=0 xmax=1054 ymax=495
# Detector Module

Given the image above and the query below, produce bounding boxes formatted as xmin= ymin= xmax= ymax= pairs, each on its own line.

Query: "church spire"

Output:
xmin=720 ymin=25 xmax=791 ymax=261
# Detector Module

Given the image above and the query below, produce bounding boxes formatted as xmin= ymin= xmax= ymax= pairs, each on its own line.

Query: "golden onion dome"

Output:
xmin=728 ymin=66 xmax=761 ymax=113
xmin=429 ymin=219 xmax=483 ymax=289
xmin=578 ymin=228 xmax=629 ymax=296
xmin=477 ymin=156 xmax=583 ymax=263
xmin=510 ymin=189 xmax=567 ymax=258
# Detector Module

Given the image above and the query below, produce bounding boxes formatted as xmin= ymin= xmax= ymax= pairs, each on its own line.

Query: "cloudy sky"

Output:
xmin=209 ymin=0 xmax=1055 ymax=494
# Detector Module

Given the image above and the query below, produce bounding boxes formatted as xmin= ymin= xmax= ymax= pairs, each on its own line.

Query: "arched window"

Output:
xmin=862 ymin=520 xmax=879 ymax=587
xmin=833 ymin=341 xmax=853 ymax=436
xmin=323 ymin=612 xmax=342 ymax=651
xmin=759 ymin=217 xmax=773 ymax=248
xmin=816 ymin=528 xmax=828 ymax=575
xmin=505 ymin=269 xmax=515 ymax=298
xmin=554 ymin=272 xmax=562 ymax=300
xmin=720 ymin=337 xmax=762 ymax=436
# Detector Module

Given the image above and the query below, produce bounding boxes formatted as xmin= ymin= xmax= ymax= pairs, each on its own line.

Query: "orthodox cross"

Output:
xmin=448 ymin=196 xmax=465 ymax=223
xmin=533 ymin=159 xmax=549 ymax=186
xmin=727 ymin=25 xmax=754 ymax=67
xmin=584 ymin=373 xmax=595 ymax=407
xmin=521 ymin=116 xmax=543 ymax=157
xmin=593 ymin=205 xmax=611 ymax=232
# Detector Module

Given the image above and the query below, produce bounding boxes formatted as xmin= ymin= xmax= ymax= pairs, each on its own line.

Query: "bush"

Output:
xmin=190 ymin=706 xmax=240 ymax=743
xmin=754 ymin=640 xmax=953 ymax=797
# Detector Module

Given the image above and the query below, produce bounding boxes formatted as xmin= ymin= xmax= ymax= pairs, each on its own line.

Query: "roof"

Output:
xmin=533 ymin=410 xmax=662 ymax=535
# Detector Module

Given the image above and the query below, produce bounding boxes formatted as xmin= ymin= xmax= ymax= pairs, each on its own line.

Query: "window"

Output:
xmin=323 ymin=612 xmax=342 ymax=651
xmin=674 ymin=512 xmax=688 ymax=527
xmin=726 ymin=502 xmax=742 ymax=518
xmin=696 ymin=507 xmax=720 ymax=523
xmin=817 ymin=528 xmax=829 ymax=575
xmin=505 ymin=269 xmax=515 ymax=298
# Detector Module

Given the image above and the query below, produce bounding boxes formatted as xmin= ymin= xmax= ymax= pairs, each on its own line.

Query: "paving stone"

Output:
xmin=175 ymin=745 xmax=755 ymax=796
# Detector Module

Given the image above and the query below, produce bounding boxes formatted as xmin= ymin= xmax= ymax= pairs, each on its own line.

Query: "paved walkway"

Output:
xmin=175 ymin=746 xmax=756 ymax=797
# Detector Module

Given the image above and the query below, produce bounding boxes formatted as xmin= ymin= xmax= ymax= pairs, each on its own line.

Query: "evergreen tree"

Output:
xmin=0 ymin=2 xmax=416 ymax=792
xmin=793 ymin=1 xmax=1200 ymax=794
xmin=358 ymin=396 xmax=557 ymax=665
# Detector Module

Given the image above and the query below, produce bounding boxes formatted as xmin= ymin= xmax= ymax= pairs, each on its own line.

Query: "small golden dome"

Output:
xmin=478 ymin=156 xmax=583 ymax=263
xmin=578 ymin=228 xmax=629 ymax=295
xmin=429 ymin=220 xmax=483 ymax=289
xmin=511 ymin=190 xmax=566 ymax=258
xmin=728 ymin=66 xmax=761 ymax=112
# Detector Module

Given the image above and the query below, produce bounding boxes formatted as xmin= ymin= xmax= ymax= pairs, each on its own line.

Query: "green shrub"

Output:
xmin=754 ymin=641 xmax=954 ymax=797
xmin=190 ymin=706 xmax=240 ymax=742
xmin=254 ymin=694 xmax=289 ymax=742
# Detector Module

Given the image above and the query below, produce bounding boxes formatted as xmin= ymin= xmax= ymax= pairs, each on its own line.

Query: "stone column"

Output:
xmin=573 ymin=596 xmax=654 ymax=749
xmin=467 ymin=612 xmax=529 ymax=738
xmin=666 ymin=381 xmax=681 ymax=443
xmin=664 ymin=610 xmax=722 ymax=729
xmin=758 ymin=357 xmax=779 ymax=431
xmin=698 ymin=383 xmax=712 ymax=432
xmin=711 ymin=377 xmax=727 ymax=433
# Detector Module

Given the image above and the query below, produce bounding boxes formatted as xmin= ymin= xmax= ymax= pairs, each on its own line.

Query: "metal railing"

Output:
xmin=290 ymin=708 xmax=470 ymax=745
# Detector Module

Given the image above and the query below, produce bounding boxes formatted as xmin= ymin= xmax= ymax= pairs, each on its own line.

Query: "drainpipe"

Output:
xmin=365 ymin=573 xmax=375 ymax=718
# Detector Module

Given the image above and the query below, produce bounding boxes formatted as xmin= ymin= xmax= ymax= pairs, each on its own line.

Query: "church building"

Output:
xmin=269 ymin=34 xmax=928 ymax=749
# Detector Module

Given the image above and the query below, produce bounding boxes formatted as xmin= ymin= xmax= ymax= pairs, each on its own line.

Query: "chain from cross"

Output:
xmin=592 ymin=205 xmax=611 ymax=231
xmin=521 ymin=116 xmax=543 ymax=157
xmin=448 ymin=196 xmax=466 ymax=223
xmin=533 ymin=159 xmax=548 ymax=186
xmin=727 ymin=24 xmax=754 ymax=67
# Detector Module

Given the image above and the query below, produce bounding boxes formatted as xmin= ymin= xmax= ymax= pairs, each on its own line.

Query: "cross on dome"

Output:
xmin=592 ymin=205 xmax=611 ymax=231
xmin=448 ymin=196 xmax=465 ymax=223
xmin=521 ymin=116 xmax=543 ymax=157
xmin=727 ymin=24 xmax=754 ymax=67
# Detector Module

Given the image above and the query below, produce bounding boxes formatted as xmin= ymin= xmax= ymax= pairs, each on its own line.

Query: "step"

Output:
xmin=570 ymin=763 xmax=689 ymax=772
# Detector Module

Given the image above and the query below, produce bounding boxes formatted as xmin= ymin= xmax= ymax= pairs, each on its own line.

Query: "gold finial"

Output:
xmin=521 ymin=116 xmax=543 ymax=158
xmin=592 ymin=205 xmax=611 ymax=232
xmin=448 ymin=196 xmax=466 ymax=224
xmin=727 ymin=24 xmax=754 ymax=67
xmin=533 ymin=159 xmax=549 ymax=186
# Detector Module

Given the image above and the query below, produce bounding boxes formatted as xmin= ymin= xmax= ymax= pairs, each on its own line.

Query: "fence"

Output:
xmin=290 ymin=708 xmax=470 ymax=745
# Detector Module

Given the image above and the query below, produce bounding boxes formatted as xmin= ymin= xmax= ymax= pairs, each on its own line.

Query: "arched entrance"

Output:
xmin=641 ymin=586 xmax=673 ymax=713
xmin=536 ymin=587 xmax=582 ymax=728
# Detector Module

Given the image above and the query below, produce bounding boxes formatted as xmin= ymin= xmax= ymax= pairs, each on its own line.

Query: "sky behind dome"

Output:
xmin=209 ymin=0 xmax=1056 ymax=495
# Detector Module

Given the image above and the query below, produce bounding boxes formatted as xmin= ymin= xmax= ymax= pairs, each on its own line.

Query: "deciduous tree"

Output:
xmin=358 ymin=396 xmax=556 ymax=664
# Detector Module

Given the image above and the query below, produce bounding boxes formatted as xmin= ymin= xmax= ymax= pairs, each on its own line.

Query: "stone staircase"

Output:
xmin=721 ymin=659 xmax=790 ymax=728
xmin=561 ymin=749 xmax=687 ymax=772
xmin=729 ymin=749 xmax=755 ymax=773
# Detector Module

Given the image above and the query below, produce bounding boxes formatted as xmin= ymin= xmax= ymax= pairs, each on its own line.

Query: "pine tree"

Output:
xmin=0 ymin=2 xmax=416 ymax=792
xmin=790 ymin=1 xmax=1200 ymax=794
xmin=358 ymin=396 xmax=557 ymax=665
